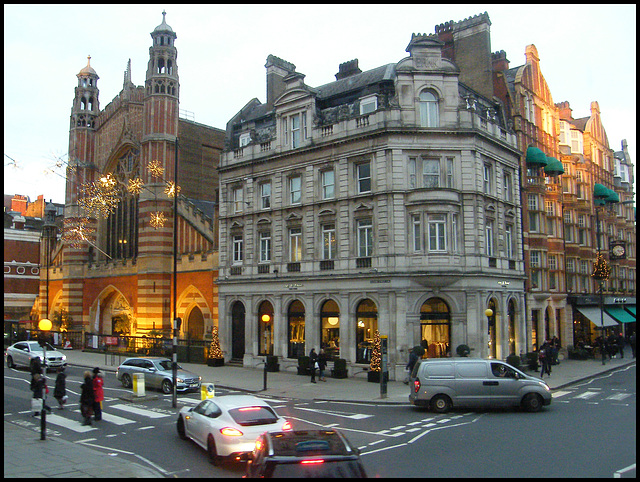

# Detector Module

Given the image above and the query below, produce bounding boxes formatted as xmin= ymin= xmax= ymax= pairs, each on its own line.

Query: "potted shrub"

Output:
xmin=456 ymin=344 xmax=471 ymax=357
xmin=207 ymin=327 xmax=225 ymax=367
xmin=297 ymin=356 xmax=310 ymax=376
xmin=331 ymin=358 xmax=348 ymax=379
xmin=506 ymin=353 xmax=521 ymax=369
xmin=266 ymin=355 xmax=279 ymax=372
xmin=525 ymin=352 xmax=539 ymax=371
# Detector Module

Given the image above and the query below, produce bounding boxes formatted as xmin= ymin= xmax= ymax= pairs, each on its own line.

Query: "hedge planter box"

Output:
xmin=331 ymin=359 xmax=348 ymax=379
xmin=367 ymin=370 xmax=381 ymax=383
xmin=207 ymin=358 xmax=225 ymax=367
xmin=297 ymin=356 xmax=310 ymax=376
xmin=266 ymin=355 xmax=280 ymax=372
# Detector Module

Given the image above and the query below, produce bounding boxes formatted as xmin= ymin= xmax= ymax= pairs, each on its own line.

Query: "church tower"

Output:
xmin=137 ymin=10 xmax=181 ymax=333
xmin=59 ymin=56 xmax=101 ymax=324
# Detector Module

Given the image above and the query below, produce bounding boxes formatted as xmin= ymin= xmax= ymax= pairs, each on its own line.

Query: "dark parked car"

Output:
xmin=245 ymin=429 xmax=368 ymax=478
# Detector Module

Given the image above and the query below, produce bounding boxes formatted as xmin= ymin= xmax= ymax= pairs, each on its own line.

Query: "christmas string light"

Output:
xmin=148 ymin=159 xmax=165 ymax=178
xmin=150 ymin=211 xmax=166 ymax=229
xmin=164 ymin=180 xmax=181 ymax=198
xmin=591 ymin=252 xmax=611 ymax=281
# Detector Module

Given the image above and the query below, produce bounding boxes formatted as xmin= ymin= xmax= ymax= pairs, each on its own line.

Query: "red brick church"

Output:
xmin=38 ymin=12 xmax=224 ymax=341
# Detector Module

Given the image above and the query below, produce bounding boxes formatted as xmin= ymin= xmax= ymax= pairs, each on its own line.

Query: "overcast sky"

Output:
xmin=4 ymin=4 xmax=636 ymax=205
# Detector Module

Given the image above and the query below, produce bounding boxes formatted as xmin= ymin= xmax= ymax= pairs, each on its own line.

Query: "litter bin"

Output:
xmin=133 ymin=373 xmax=145 ymax=397
xmin=201 ymin=382 xmax=215 ymax=400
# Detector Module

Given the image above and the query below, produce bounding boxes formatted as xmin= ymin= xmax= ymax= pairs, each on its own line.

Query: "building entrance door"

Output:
xmin=231 ymin=301 xmax=245 ymax=360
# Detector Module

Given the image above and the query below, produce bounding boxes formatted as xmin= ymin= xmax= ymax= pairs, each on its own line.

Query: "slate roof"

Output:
xmin=315 ymin=63 xmax=396 ymax=100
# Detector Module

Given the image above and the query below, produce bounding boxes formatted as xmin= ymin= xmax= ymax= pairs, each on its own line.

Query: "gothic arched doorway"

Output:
xmin=185 ymin=306 xmax=204 ymax=340
xmin=231 ymin=301 xmax=245 ymax=360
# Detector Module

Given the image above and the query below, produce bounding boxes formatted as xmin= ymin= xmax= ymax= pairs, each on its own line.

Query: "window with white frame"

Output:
xmin=260 ymin=182 xmax=271 ymax=210
xmin=283 ymin=111 xmax=308 ymax=148
xmin=451 ymin=213 xmax=458 ymax=253
xmin=321 ymin=170 xmax=335 ymax=199
xmin=505 ymin=224 xmax=514 ymax=258
xmin=580 ymin=260 xmax=589 ymax=275
xmin=289 ymin=227 xmax=302 ymax=262
xmin=566 ymin=258 xmax=575 ymax=273
xmin=232 ymin=235 xmax=243 ymax=264
xmin=570 ymin=130 xmax=582 ymax=154
xmin=428 ymin=214 xmax=447 ymax=251
xmin=423 ymin=159 xmax=440 ymax=188
xmin=503 ymin=172 xmax=512 ymax=202
xmin=530 ymin=250 xmax=540 ymax=268
xmin=411 ymin=214 xmax=422 ymax=251
xmin=485 ymin=219 xmax=495 ymax=256
xmin=419 ymin=90 xmax=439 ymax=127
xmin=446 ymin=157 xmax=454 ymax=188
xmin=289 ymin=175 xmax=301 ymax=204
xmin=356 ymin=162 xmax=371 ymax=194
xmin=360 ymin=95 xmax=377 ymax=115
xmin=259 ymin=231 xmax=271 ymax=262
xmin=322 ymin=224 xmax=336 ymax=260
xmin=484 ymin=164 xmax=492 ymax=194
xmin=233 ymin=187 xmax=244 ymax=214
xmin=357 ymin=218 xmax=373 ymax=258
xmin=239 ymin=132 xmax=251 ymax=147
xmin=528 ymin=194 xmax=539 ymax=232
xmin=408 ymin=158 xmax=417 ymax=188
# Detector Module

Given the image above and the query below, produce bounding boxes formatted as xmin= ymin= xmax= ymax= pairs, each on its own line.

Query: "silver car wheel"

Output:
xmin=121 ymin=373 xmax=132 ymax=388
xmin=207 ymin=435 xmax=219 ymax=465
xmin=162 ymin=379 xmax=173 ymax=394
xmin=6 ymin=356 xmax=15 ymax=368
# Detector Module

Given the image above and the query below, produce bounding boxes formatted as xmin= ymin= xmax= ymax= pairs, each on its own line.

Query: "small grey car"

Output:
xmin=409 ymin=358 xmax=552 ymax=413
xmin=116 ymin=357 xmax=201 ymax=394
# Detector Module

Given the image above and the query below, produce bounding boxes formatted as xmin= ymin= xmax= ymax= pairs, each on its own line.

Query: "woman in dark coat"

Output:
xmin=53 ymin=367 xmax=67 ymax=409
xmin=80 ymin=370 xmax=95 ymax=425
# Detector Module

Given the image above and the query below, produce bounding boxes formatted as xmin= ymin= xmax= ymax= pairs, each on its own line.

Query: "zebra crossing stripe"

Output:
xmin=109 ymin=404 xmax=171 ymax=418
xmin=552 ymin=390 xmax=572 ymax=398
xmin=45 ymin=412 xmax=96 ymax=433
xmin=100 ymin=412 xmax=136 ymax=425
xmin=606 ymin=392 xmax=631 ymax=401
xmin=574 ymin=391 xmax=599 ymax=400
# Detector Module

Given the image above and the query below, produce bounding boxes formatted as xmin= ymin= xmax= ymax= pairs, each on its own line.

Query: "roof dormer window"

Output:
xmin=360 ymin=95 xmax=377 ymax=115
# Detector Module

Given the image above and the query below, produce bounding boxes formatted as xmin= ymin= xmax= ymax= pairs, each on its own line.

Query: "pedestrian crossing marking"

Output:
xmin=606 ymin=392 xmax=631 ymax=401
xmin=552 ymin=390 xmax=572 ymax=398
xmin=45 ymin=412 xmax=97 ymax=433
xmin=573 ymin=391 xmax=599 ymax=400
xmin=109 ymin=403 xmax=171 ymax=418
xmin=100 ymin=412 xmax=136 ymax=425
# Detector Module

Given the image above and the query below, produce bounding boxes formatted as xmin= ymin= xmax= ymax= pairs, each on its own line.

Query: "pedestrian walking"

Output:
xmin=30 ymin=356 xmax=43 ymax=376
xmin=53 ymin=366 xmax=68 ymax=410
xmin=551 ymin=336 xmax=561 ymax=365
xmin=607 ymin=333 xmax=618 ymax=359
xmin=80 ymin=370 xmax=95 ymax=426
xmin=309 ymin=348 xmax=318 ymax=383
xmin=318 ymin=349 xmax=328 ymax=382
xmin=539 ymin=341 xmax=551 ymax=378
xmin=403 ymin=349 xmax=419 ymax=384
xmin=617 ymin=332 xmax=625 ymax=359
xmin=630 ymin=331 xmax=636 ymax=358
xmin=30 ymin=372 xmax=50 ymax=416
xmin=92 ymin=367 xmax=104 ymax=421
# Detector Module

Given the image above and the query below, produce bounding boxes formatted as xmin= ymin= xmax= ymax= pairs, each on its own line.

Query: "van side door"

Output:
xmin=489 ymin=362 xmax=522 ymax=406
xmin=454 ymin=361 xmax=492 ymax=407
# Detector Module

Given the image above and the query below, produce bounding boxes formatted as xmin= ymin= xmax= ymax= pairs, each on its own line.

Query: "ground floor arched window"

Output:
xmin=508 ymin=299 xmax=516 ymax=355
xmin=258 ymin=300 xmax=273 ymax=355
xmin=420 ymin=297 xmax=450 ymax=358
xmin=288 ymin=300 xmax=305 ymax=358
xmin=356 ymin=299 xmax=378 ymax=364
xmin=320 ymin=299 xmax=340 ymax=360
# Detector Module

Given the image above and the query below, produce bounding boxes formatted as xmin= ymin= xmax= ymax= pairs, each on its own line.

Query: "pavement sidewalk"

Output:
xmin=5 ymin=347 xmax=635 ymax=478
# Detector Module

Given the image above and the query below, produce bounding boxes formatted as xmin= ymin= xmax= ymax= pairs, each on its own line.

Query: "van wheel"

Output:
xmin=522 ymin=393 xmax=543 ymax=412
xmin=430 ymin=394 xmax=451 ymax=413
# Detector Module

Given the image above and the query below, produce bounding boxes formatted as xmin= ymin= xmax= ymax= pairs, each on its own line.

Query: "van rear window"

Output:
xmin=456 ymin=363 xmax=487 ymax=378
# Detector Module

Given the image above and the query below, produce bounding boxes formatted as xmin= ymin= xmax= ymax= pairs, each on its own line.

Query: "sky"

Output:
xmin=4 ymin=4 xmax=636 ymax=206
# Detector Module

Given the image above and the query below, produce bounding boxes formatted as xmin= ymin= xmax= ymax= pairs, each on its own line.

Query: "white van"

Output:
xmin=408 ymin=359 xmax=552 ymax=413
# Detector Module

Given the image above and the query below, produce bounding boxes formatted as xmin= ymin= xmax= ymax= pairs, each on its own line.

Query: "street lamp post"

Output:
xmin=172 ymin=138 xmax=179 ymax=408
xmin=38 ymin=317 xmax=52 ymax=440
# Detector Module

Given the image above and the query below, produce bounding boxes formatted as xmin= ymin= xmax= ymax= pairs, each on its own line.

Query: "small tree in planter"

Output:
xmin=207 ymin=326 xmax=225 ymax=366
xmin=368 ymin=330 xmax=382 ymax=383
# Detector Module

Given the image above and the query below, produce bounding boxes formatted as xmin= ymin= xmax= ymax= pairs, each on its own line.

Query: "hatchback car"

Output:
xmin=116 ymin=357 xmax=201 ymax=394
xmin=177 ymin=395 xmax=292 ymax=465
xmin=245 ymin=429 xmax=368 ymax=478
xmin=6 ymin=341 xmax=67 ymax=371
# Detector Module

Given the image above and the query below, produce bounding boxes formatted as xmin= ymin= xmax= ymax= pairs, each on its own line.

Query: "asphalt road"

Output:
xmin=4 ymin=363 xmax=636 ymax=478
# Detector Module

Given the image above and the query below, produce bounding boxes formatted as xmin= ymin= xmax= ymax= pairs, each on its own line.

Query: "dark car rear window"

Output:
xmin=228 ymin=406 xmax=278 ymax=426
xmin=268 ymin=459 xmax=366 ymax=478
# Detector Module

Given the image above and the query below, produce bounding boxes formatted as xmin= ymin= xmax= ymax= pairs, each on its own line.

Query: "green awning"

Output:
xmin=593 ymin=183 xmax=609 ymax=199
xmin=624 ymin=305 xmax=636 ymax=316
xmin=525 ymin=146 xmax=548 ymax=167
xmin=605 ymin=306 xmax=636 ymax=324
xmin=544 ymin=157 xmax=564 ymax=176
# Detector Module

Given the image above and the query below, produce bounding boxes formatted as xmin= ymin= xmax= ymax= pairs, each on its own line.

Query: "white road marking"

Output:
xmin=100 ymin=412 xmax=136 ymax=425
xmin=109 ymin=404 xmax=171 ymax=418
xmin=574 ymin=391 xmax=600 ymax=400
xmin=295 ymin=406 xmax=373 ymax=420
xmin=606 ymin=392 xmax=631 ymax=401
xmin=45 ymin=412 xmax=97 ymax=432
xmin=552 ymin=390 xmax=573 ymax=398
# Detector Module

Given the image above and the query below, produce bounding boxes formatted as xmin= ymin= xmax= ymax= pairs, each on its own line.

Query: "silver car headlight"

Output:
xmin=177 ymin=377 xmax=184 ymax=383
xmin=61 ymin=354 xmax=67 ymax=362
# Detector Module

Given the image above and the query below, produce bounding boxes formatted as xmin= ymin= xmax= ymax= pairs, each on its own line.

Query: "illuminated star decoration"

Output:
xmin=148 ymin=160 xmax=165 ymax=178
xmin=164 ymin=181 xmax=181 ymax=198
xmin=127 ymin=177 xmax=144 ymax=195
xmin=61 ymin=217 xmax=95 ymax=249
xmin=78 ymin=173 xmax=121 ymax=218
xmin=149 ymin=211 xmax=166 ymax=229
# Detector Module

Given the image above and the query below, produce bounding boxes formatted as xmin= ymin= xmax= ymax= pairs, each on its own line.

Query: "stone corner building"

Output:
xmin=217 ymin=19 xmax=525 ymax=379
xmin=39 ymin=13 xmax=224 ymax=341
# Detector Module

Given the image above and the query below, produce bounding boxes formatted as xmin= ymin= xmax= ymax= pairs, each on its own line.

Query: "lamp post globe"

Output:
xmin=38 ymin=318 xmax=52 ymax=441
